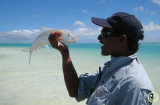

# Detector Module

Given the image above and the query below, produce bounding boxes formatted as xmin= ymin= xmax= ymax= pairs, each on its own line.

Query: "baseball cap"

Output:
xmin=91 ymin=12 xmax=144 ymax=41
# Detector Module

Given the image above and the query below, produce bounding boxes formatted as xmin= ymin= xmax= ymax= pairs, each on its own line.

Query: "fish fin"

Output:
xmin=40 ymin=26 xmax=48 ymax=32
xmin=58 ymin=41 xmax=61 ymax=46
xmin=29 ymin=51 xmax=32 ymax=64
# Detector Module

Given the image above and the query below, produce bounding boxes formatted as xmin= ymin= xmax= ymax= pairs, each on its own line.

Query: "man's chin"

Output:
xmin=101 ymin=51 xmax=109 ymax=56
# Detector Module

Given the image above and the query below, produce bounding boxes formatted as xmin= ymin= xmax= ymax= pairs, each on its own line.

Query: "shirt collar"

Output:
xmin=109 ymin=53 xmax=137 ymax=69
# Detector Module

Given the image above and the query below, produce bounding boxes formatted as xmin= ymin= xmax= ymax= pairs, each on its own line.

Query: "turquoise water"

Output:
xmin=0 ymin=43 xmax=160 ymax=105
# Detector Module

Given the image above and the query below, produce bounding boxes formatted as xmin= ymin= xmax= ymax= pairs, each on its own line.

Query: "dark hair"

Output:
xmin=127 ymin=35 xmax=144 ymax=55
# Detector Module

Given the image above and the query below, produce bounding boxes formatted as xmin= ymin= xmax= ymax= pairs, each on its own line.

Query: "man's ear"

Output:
xmin=120 ymin=34 xmax=127 ymax=43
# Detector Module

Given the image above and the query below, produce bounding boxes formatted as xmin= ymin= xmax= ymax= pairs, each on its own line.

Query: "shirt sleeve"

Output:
xmin=118 ymin=77 xmax=152 ymax=105
xmin=76 ymin=71 xmax=100 ymax=102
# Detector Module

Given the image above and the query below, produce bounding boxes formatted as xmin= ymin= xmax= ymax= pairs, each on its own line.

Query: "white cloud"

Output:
xmin=133 ymin=6 xmax=157 ymax=15
xmin=73 ymin=21 xmax=86 ymax=27
xmin=100 ymin=0 xmax=106 ymax=3
xmin=143 ymin=33 xmax=160 ymax=43
xmin=152 ymin=0 xmax=160 ymax=6
xmin=139 ymin=6 xmax=144 ymax=11
xmin=82 ymin=9 xmax=88 ymax=13
xmin=72 ymin=21 xmax=101 ymax=36
xmin=143 ymin=21 xmax=160 ymax=31
xmin=0 ymin=29 xmax=40 ymax=43
xmin=0 ymin=22 xmax=101 ymax=43
xmin=33 ymin=14 xmax=40 ymax=18
xmin=72 ymin=27 xmax=101 ymax=36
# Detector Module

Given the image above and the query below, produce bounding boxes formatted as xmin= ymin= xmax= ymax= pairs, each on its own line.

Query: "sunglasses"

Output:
xmin=100 ymin=28 xmax=122 ymax=38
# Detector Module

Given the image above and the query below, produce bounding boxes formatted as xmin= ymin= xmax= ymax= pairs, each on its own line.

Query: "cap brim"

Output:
xmin=91 ymin=17 xmax=112 ymax=29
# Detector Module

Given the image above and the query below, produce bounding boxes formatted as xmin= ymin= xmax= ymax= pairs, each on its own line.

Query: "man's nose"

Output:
xmin=98 ymin=34 xmax=102 ymax=40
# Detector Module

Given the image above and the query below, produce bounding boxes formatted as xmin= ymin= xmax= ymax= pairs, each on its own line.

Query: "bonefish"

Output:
xmin=29 ymin=26 xmax=78 ymax=64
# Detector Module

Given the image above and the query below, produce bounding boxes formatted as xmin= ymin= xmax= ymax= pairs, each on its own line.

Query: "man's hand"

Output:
xmin=48 ymin=31 xmax=69 ymax=54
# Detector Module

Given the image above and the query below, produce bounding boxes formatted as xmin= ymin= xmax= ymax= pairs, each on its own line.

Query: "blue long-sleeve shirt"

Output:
xmin=76 ymin=54 xmax=154 ymax=105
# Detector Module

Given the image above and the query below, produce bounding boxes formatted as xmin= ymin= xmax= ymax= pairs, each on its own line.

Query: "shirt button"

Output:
xmin=112 ymin=76 xmax=115 ymax=79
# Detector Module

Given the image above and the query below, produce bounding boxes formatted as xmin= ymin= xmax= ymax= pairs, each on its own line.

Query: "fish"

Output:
xmin=29 ymin=26 xmax=78 ymax=64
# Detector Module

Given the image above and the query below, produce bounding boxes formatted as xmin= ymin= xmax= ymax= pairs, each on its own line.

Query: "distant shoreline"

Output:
xmin=0 ymin=43 xmax=160 ymax=48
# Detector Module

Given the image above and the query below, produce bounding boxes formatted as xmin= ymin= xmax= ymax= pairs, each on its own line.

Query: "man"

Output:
xmin=48 ymin=12 xmax=154 ymax=105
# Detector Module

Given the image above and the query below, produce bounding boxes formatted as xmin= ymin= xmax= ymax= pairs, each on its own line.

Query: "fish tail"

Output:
xmin=29 ymin=51 xmax=32 ymax=64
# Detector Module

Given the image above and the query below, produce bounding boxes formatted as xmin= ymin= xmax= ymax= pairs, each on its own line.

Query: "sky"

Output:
xmin=0 ymin=0 xmax=160 ymax=43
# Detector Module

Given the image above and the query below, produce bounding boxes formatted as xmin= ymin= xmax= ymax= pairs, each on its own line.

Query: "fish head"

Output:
xmin=61 ymin=31 xmax=78 ymax=43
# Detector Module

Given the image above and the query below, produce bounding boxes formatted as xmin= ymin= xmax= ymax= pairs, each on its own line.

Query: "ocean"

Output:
xmin=0 ymin=43 xmax=160 ymax=105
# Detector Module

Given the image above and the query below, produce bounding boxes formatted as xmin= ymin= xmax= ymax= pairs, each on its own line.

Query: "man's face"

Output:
xmin=98 ymin=28 xmax=122 ymax=56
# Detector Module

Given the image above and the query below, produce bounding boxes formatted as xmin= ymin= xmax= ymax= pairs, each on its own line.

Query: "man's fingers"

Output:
xmin=54 ymin=31 xmax=62 ymax=37
xmin=56 ymin=37 xmax=62 ymax=42
xmin=48 ymin=32 xmax=55 ymax=42
xmin=48 ymin=31 xmax=62 ymax=43
xmin=48 ymin=31 xmax=64 ymax=49
xmin=48 ymin=31 xmax=62 ymax=41
xmin=50 ymin=31 xmax=62 ymax=38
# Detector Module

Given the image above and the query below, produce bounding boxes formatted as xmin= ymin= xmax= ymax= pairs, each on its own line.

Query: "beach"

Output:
xmin=0 ymin=43 xmax=160 ymax=105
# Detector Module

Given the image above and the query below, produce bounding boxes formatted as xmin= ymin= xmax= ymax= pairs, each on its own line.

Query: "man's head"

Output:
xmin=91 ymin=12 xmax=144 ymax=56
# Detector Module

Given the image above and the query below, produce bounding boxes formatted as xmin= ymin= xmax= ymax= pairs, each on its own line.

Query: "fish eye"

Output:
xmin=68 ymin=34 xmax=70 ymax=36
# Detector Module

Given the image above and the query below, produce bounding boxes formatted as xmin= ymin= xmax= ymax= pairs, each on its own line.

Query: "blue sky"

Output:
xmin=0 ymin=0 xmax=160 ymax=43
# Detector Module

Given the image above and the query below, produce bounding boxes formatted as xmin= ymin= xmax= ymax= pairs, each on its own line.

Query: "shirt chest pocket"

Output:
xmin=94 ymin=79 xmax=119 ymax=98
xmin=105 ymin=79 xmax=119 ymax=93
